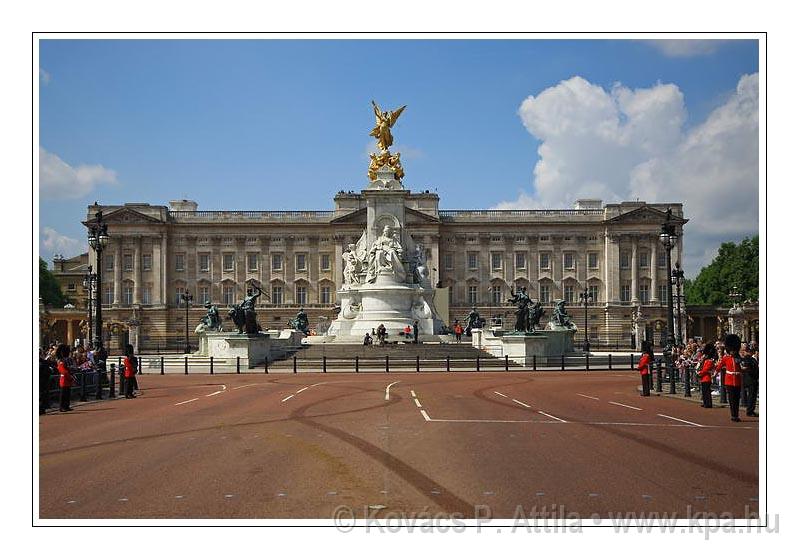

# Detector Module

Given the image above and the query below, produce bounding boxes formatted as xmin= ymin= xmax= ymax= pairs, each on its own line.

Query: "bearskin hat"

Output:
xmin=724 ymin=333 xmax=741 ymax=353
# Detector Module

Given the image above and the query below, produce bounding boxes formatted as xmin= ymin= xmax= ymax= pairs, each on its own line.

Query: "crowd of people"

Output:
xmin=38 ymin=342 xmax=140 ymax=414
xmin=637 ymin=334 xmax=759 ymax=422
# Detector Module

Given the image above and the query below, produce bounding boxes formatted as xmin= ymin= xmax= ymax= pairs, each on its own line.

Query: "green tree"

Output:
xmin=39 ymin=257 xmax=68 ymax=307
xmin=684 ymin=236 xmax=758 ymax=305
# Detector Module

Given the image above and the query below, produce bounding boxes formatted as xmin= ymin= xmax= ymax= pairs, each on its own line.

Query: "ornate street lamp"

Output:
xmin=671 ymin=263 xmax=685 ymax=346
xmin=659 ymin=209 xmax=679 ymax=384
xmin=579 ymin=287 xmax=592 ymax=353
xmin=82 ymin=264 xmax=97 ymax=348
xmin=180 ymin=291 xmax=193 ymax=354
xmin=86 ymin=211 xmax=109 ymax=350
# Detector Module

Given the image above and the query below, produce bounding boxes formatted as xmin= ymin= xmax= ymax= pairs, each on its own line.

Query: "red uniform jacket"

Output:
xmin=637 ymin=353 xmax=651 ymax=376
xmin=697 ymin=358 xmax=714 ymax=384
xmin=715 ymin=355 xmax=742 ymax=388
xmin=57 ymin=360 xmax=71 ymax=388
xmin=123 ymin=356 xmax=136 ymax=379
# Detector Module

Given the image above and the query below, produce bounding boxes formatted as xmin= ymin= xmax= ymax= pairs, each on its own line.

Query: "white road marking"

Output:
xmin=512 ymin=399 xmax=532 ymax=408
xmin=494 ymin=391 xmax=509 ymax=398
xmin=537 ymin=411 xmax=568 ymax=423
xmin=174 ymin=398 xmax=199 ymax=406
xmin=206 ymin=390 xmax=222 ymax=397
xmin=609 ymin=401 xmax=643 ymax=411
xmin=410 ymin=390 xmax=417 ymax=398
xmin=577 ymin=393 xmax=600 ymax=400
xmin=281 ymin=394 xmax=295 ymax=402
xmin=385 ymin=381 xmax=400 ymax=400
xmin=118 ymin=498 xmax=129 ymax=502
xmin=658 ymin=413 xmax=704 ymax=427
xmin=296 ymin=386 xmax=309 ymax=393
xmin=420 ymin=409 xmax=431 ymax=421
xmin=413 ymin=398 xmax=423 ymax=408
xmin=233 ymin=383 xmax=258 ymax=391
xmin=175 ymin=495 xmax=184 ymax=499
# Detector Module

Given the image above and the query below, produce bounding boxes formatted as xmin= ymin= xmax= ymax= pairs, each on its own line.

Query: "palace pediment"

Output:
xmin=97 ymin=207 xmax=165 ymax=225
xmin=605 ymin=206 xmax=687 ymax=225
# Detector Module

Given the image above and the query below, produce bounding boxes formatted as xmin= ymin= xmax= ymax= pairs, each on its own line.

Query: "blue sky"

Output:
xmin=38 ymin=39 xmax=759 ymax=276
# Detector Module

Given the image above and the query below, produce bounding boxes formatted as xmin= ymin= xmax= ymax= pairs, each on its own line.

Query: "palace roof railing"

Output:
xmin=169 ymin=210 xmax=335 ymax=223
xmin=439 ymin=209 xmax=605 ymax=222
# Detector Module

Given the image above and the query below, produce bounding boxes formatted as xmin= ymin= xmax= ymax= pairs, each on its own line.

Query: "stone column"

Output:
xmin=113 ymin=242 xmax=122 ymax=306
xmin=605 ymin=232 xmax=619 ymax=303
xmin=133 ymin=236 xmax=142 ymax=304
xmin=649 ymin=237 xmax=658 ymax=303
xmin=161 ymin=233 xmax=169 ymax=307
xmin=67 ymin=320 xmax=75 ymax=347
xmin=333 ymin=236 xmax=344 ymax=291
xmin=631 ymin=237 xmax=639 ymax=304
xmin=152 ymin=235 xmax=163 ymax=305
xmin=430 ymin=234 xmax=440 ymax=288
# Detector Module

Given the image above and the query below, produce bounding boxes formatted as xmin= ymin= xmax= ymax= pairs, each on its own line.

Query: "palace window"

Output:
xmin=539 ymin=253 xmax=551 ymax=271
xmin=175 ymin=253 xmax=185 ymax=272
xmin=515 ymin=252 xmax=526 ymax=270
xmin=142 ymin=285 xmax=151 ymax=305
xmin=588 ymin=284 xmax=599 ymax=302
xmin=659 ymin=284 xmax=669 ymax=305
xmin=320 ymin=285 xmax=332 ymax=304
xmin=105 ymin=255 xmax=114 ymax=271
xmin=223 ymin=253 xmax=235 ymax=272
xmin=515 ymin=236 xmax=526 ymax=243
xmin=467 ymin=252 xmax=478 ymax=270
xmin=539 ymin=284 xmax=551 ymax=303
xmin=272 ymin=285 xmax=283 ymax=304
xmin=658 ymin=251 xmax=667 ymax=268
xmin=563 ymin=253 xmax=575 ymax=271
xmin=223 ymin=286 xmax=235 ymax=305
xmin=620 ymin=251 xmax=630 ymax=269
xmin=123 ymin=254 xmax=133 ymax=272
xmin=123 ymin=284 xmax=133 ymax=305
xmin=639 ymin=251 xmax=649 ymax=268
xmin=198 ymin=285 xmax=209 ymax=303
xmin=639 ymin=283 xmax=650 ymax=302
xmin=296 ymin=254 xmax=307 ymax=272
xmin=444 ymin=253 xmax=454 ymax=270
xmin=539 ymin=236 xmax=549 ymax=241
xmin=588 ymin=252 xmax=598 ymax=269
xmin=320 ymin=254 xmax=331 ymax=271
xmin=468 ymin=285 xmax=478 ymax=305
xmin=296 ymin=285 xmax=307 ymax=305
xmin=142 ymin=254 xmax=151 ymax=271
xmin=272 ymin=253 xmax=283 ymax=271
xmin=198 ymin=253 xmax=210 ymax=272
xmin=491 ymin=285 xmax=502 ymax=304
xmin=247 ymin=253 xmax=259 ymax=272
xmin=590 ymin=326 xmax=599 ymax=341
xmin=491 ymin=252 xmax=503 ymax=271
xmin=564 ymin=284 xmax=575 ymax=303
xmin=491 ymin=236 xmax=502 ymax=242
xmin=103 ymin=284 xmax=113 ymax=305
xmin=175 ymin=286 xmax=186 ymax=306
xmin=621 ymin=283 xmax=631 ymax=302
xmin=67 ymin=283 xmax=76 ymax=292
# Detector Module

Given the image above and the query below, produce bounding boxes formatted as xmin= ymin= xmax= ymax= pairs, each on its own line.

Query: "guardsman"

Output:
xmin=123 ymin=344 xmax=138 ymax=399
xmin=55 ymin=344 xmax=73 ymax=412
xmin=740 ymin=343 xmax=759 ymax=417
xmin=696 ymin=343 xmax=717 ymax=408
xmin=715 ymin=334 xmax=743 ymax=422
xmin=638 ymin=340 xmax=654 ymax=397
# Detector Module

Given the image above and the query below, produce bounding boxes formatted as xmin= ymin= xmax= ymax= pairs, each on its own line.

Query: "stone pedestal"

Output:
xmin=473 ymin=328 xmax=578 ymax=366
xmin=196 ymin=330 xmax=306 ymax=368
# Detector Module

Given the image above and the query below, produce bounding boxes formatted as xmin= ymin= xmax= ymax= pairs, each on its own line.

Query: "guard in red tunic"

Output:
xmin=638 ymin=341 xmax=654 ymax=397
xmin=55 ymin=344 xmax=73 ymax=412
xmin=715 ymin=334 xmax=743 ymax=422
xmin=123 ymin=344 xmax=138 ymax=399
xmin=697 ymin=343 xmax=717 ymax=408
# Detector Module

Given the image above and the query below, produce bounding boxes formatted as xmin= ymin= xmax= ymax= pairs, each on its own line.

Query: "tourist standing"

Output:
xmin=413 ymin=320 xmax=419 ymax=344
xmin=123 ymin=344 xmax=138 ymax=399
xmin=740 ymin=343 xmax=759 ymax=417
xmin=715 ymin=334 xmax=743 ymax=422
xmin=638 ymin=341 xmax=654 ymax=397
xmin=454 ymin=321 xmax=463 ymax=343
xmin=39 ymin=349 xmax=53 ymax=414
xmin=55 ymin=344 xmax=73 ymax=412
xmin=697 ymin=343 xmax=717 ymax=408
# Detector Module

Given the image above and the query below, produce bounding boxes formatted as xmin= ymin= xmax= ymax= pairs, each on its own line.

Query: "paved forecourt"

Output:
xmin=38 ymin=370 xmax=758 ymax=520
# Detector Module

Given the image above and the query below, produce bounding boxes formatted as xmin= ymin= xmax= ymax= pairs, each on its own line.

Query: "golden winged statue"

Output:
xmin=370 ymin=100 xmax=406 ymax=152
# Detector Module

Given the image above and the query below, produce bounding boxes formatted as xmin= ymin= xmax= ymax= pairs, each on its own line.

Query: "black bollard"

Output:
xmin=109 ymin=363 xmax=116 ymax=398
xmin=683 ymin=365 xmax=691 ymax=398
xmin=505 ymin=355 xmax=509 ymax=372
xmin=236 ymin=356 xmax=240 ymax=374
xmin=416 ymin=355 xmax=420 ymax=372
xmin=293 ymin=355 xmax=297 ymax=374
xmin=323 ymin=356 xmax=327 ymax=374
xmin=184 ymin=356 xmax=188 ymax=375
xmin=585 ymin=354 xmax=589 ymax=371
xmin=446 ymin=355 xmax=450 ymax=372
xmin=476 ymin=355 xmax=480 ymax=372
xmin=385 ymin=355 xmax=389 ymax=373
xmin=160 ymin=356 xmax=164 ymax=375
xmin=355 ymin=356 xmax=359 ymax=373
xmin=608 ymin=353 xmax=612 ymax=371
xmin=561 ymin=354 xmax=565 ymax=371
xmin=264 ymin=359 xmax=269 ymax=374
xmin=669 ymin=363 xmax=676 ymax=394
xmin=210 ymin=356 xmax=214 ymax=375
xmin=630 ymin=354 xmax=635 ymax=370
xmin=80 ymin=371 xmax=88 ymax=402
xmin=533 ymin=355 xmax=537 ymax=371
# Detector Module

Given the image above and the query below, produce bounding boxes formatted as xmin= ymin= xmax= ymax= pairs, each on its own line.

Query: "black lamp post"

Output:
xmin=659 ymin=210 xmax=679 ymax=387
xmin=671 ymin=263 xmax=685 ymax=346
xmin=82 ymin=264 xmax=97 ymax=348
xmin=180 ymin=291 xmax=193 ymax=354
xmin=579 ymin=287 xmax=592 ymax=353
xmin=86 ymin=211 xmax=109 ymax=350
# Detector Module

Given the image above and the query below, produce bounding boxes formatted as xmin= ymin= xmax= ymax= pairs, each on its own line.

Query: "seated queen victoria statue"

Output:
xmin=365 ymin=225 xmax=405 ymax=283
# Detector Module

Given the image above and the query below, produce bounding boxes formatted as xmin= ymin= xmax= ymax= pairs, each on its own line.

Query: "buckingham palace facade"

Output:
xmin=71 ymin=192 xmax=685 ymax=352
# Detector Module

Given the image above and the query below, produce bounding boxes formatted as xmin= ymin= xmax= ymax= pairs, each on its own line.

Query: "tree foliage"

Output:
xmin=39 ymin=257 xmax=68 ymax=307
xmin=684 ymin=236 xmax=758 ymax=306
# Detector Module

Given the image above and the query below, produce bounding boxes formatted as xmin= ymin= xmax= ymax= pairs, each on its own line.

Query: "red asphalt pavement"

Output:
xmin=38 ymin=370 xmax=758 ymax=520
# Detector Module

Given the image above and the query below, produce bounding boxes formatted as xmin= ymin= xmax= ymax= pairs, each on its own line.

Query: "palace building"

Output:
xmin=43 ymin=192 xmax=689 ymax=352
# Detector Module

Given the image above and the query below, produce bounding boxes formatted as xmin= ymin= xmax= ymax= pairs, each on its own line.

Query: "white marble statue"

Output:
xmin=412 ymin=243 xmax=429 ymax=284
xmin=342 ymin=243 xmax=362 ymax=286
xmin=365 ymin=225 xmax=404 ymax=283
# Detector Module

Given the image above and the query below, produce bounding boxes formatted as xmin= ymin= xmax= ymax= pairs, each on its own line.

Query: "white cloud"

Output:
xmin=39 ymin=68 xmax=51 ymax=85
xmin=498 ymin=73 xmax=759 ymax=276
xmin=642 ymin=40 xmax=727 ymax=57
xmin=39 ymin=147 xmax=118 ymax=199
xmin=41 ymin=227 xmax=85 ymax=258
